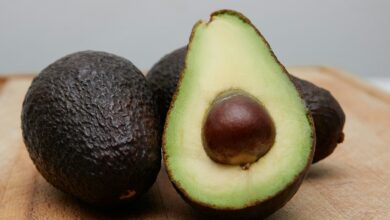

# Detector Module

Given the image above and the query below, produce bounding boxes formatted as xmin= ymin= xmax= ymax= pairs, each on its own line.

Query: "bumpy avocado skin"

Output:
xmin=147 ymin=46 xmax=345 ymax=163
xmin=146 ymin=47 xmax=187 ymax=121
xmin=22 ymin=51 xmax=161 ymax=205
xmin=292 ymin=76 xmax=345 ymax=162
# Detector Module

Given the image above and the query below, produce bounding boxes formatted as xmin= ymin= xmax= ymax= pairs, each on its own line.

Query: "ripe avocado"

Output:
xmin=147 ymin=51 xmax=345 ymax=164
xmin=292 ymin=76 xmax=345 ymax=162
xmin=21 ymin=51 xmax=161 ymax=205
xmin=162 ymin=10 xmax=314 ymax=219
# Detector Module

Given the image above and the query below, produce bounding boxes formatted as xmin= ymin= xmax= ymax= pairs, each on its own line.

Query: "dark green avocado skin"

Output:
xmin=292 ymin=76 xmax=345 ymax=163
xmin=147 ymin=47 xmax=345 ymax=164
xmin=22 ymin=51 xmax=161 ymax=206
xmin=146 ymin=47 xmax=187 ymax=120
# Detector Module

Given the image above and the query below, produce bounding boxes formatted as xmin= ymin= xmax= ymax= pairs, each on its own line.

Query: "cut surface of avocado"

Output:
xmin=163 ymin=11 xmax=313 ymax=210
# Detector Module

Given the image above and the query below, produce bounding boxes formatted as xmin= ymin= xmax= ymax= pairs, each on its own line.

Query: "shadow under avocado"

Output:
xmin=306 ymin=162 xmax=345 ymax=181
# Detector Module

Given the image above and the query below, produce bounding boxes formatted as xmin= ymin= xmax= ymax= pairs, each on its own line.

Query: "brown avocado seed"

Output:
xmin=202 ymin=93 xmax=275 ymax=166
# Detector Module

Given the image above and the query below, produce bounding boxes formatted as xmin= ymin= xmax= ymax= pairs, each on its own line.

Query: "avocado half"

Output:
xmin=22 ymin=51 xmax=161 ymax=205
xmin=148 ymin=48 xmax=345 ymax=164
xmin=162 ymin=10 xmax=315 ymax=219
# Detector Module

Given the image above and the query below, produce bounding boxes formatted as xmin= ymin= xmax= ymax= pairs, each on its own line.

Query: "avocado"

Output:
xmin=162 ymin=10 xmax=314 ymax=219
xmin=148 ymin=51 xmax=345 ymax=165
xmin=147 ymin=47 xmax=187 ymax=120
xmin=292 ymin=76 xmax=345 ymax=162
xmin=21 ymin=51 xmax=161 ymax=205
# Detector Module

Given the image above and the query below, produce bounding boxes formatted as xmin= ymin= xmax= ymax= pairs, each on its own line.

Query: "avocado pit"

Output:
xmin=202 ymin=92 xmax=275 ymax=166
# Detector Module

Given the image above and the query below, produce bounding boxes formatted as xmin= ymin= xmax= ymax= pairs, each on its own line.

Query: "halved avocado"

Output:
xmin=292 ymin=76 xmax=345 ymax=163
xmin=147 ymin=49 xmax=346 ymax=165
xmin=163 ymin=10 xmax=314 ymax=219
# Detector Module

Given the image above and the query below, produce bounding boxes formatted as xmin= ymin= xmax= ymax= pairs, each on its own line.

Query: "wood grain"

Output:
xmin=0 ymin=67 xmax=389 ymax=219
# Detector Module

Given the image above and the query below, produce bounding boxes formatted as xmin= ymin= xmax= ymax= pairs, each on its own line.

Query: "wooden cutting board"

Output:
xmin=0 ymin=67 xmax=389 ymax=219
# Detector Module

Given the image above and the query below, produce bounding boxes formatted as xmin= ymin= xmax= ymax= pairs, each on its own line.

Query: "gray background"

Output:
xmin=0 ymin=0 xmax=389 ymax=79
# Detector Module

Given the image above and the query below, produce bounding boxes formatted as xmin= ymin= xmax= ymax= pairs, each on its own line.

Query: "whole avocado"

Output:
xmin=22 ymin=51 xmax=161 ymax=205
xmin=292 ymin=76 xmax=345 ymax=162
xmin=147 ymin=46 xmax=345 ymax=163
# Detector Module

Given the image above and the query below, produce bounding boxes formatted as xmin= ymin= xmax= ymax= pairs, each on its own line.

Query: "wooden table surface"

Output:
xmin=0 ymin=67 xmax=389 ymax=219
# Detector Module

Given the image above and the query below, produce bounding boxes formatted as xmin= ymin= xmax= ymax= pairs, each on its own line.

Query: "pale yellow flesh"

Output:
xmin=164 ymin=13 xmax=312 ymax=209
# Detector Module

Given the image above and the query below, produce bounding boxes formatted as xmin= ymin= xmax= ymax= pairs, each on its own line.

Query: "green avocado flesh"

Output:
xmin=164 ymin=12 xmax=313 ymax=209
